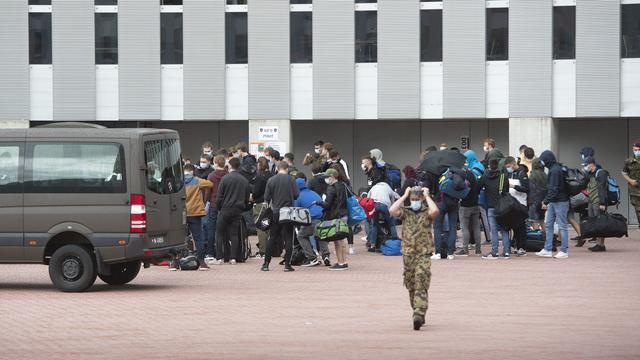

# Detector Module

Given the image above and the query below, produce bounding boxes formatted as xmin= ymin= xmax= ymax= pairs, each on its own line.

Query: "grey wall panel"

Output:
xmin=183 ymin=0 xmax=225 ymax=120
xmin=442 ymin=0 xmax=485 ymax=118
xmin=0 ymin=1 xmax=29 ymax=121
xmin=509 ymin=0 xmax=552 ymax=118
xmin=576 ymin=1 xmax=620 ymax=117
xmin=52 ymin=0 xmax=95 ymax=120
xmin=314 ymin=0 xmax=355 ymax=119
xmin=248 ymin=0 xmax=289 ymax=120
xmin=119 ymin=0 xmax=160 ymax=120
xmin=378 ymin=0 xmax=420 ymax=119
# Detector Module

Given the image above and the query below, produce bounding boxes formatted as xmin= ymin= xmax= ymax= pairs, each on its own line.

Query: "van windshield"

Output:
xmin=144 ymin=138 xmax=184 ymax=194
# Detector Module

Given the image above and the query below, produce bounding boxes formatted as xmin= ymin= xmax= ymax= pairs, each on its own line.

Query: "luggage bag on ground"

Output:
xmin=580 ymin=214 xmax=628 ymax=239
xmin=278 ymin=207 xmax=312 ymax=225
xmin=315 ymin=219 xmax=350 ymax=242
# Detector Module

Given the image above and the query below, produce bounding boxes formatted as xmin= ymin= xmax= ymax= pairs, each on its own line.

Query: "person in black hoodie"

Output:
xmin=315 ymin=168 xmax=350 ymax=270
xmin=536 ymin=150 xmax=570 ymax=259
xmin=479 ymin=159 xmax=510 ymax=259
xmin=578 ymin=157 xmax=610 ymax=252
xmin=504 ymin=156 xmax=530 ymax=257
xmin=307 ymin=163 xmax=328 ymax=196
xmin=457 ymin=167 xmax=481 ymax=256
xmin=251 ymin=157 xmax=273 ymax=258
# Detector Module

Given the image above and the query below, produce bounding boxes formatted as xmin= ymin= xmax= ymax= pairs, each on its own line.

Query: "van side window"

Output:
xmin=144 ymin=138 xmax=184 ymax=194
xmin=0 ymin=145 xmax=22 ymax=193
xmin=25 ymin=143 xmax=126 ymax=193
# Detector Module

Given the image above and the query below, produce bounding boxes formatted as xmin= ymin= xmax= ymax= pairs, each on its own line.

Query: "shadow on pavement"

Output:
xmin=0 ymin=283 xmax=180 ymax=293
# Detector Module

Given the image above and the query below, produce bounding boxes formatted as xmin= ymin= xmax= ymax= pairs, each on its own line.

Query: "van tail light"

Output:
xmin=130 ymin=194 xmax=147 ymax=234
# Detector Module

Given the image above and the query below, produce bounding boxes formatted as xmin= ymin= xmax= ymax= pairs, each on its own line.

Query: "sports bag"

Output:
xmin=438 ymin=168 xmax=471 ymax=199
xmin=596 ymin=169 xmax=621 ymax=206
xmin=570 ymin=191 xmax=589 ymax=211
xmin=178 ymin=255 xmax=200 ymax=271
xmin=346 ymin=187 xmax=366 ymax=225
xmin=580 ymin=213 xmax=628 ymax=238
xmin=315 ymin=219 xmax=350 ymax=241
xmin=255 ymin=204 xmax=273 ymax=231
xmin=564 ymin=167 xmax=585 ymax=197
xmin=380 ymin=239 xmax=402 ymax=256
xmin=495 ymin=175 xmax=528 ymax=230
xmin=278 ymin=207 xmax=312 ymax=225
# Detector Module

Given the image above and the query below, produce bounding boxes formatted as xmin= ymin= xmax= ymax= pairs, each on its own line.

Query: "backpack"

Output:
xmin=596 ymin=169 xmax=621 ymax=206
xmin=358 ymin=196 xmax=376 ymax=219
xmin=377 ymin=163 xmax=401 ymax=191
xmin=438 ymin=168 xmax=471 ymax=199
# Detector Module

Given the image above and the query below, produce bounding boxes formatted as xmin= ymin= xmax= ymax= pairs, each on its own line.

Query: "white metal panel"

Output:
xmin=29 ymin=5 xmax=51 ymax=12
xmin=29 ymin=65 xmax=53 ymax=121
xmin=226 ymin=64 xmax=249 ymax=120
xmin=96 ymin=65 xmax=119 ymax=121
xmin=553 ymin=59 xmax=576 ymax=117
xmin=161 ymin=65 xmax=184 ymax=121
xmin=355 ymin=63 xmax=378 ymax=119
xmin=486 ymin=61 xmax=509 ymax=118
xmin=420 ymin=2 xmax=443 ymax=10
xmin=94 ymin=6 xmax=118 ymax=13
xmin=0 ymin=0 xmax=29 ymax=121
xmin=420 ymin=62 xmax=443 ymax=119
xmin=621 ymin=0 xmax=640 ymax=4
xmin=554 ymin=0 xmax=576 ymax=5
xmin=291 ymin=64 xmax=313 ymax=120
xmin=621 ymin=58 xmax=640 ymax=117
xmin=486 ymin=1 xmax=509 ymax=8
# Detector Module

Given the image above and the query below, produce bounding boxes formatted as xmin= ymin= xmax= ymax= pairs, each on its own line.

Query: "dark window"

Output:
xmin=0 ymin=145 xmax=22 ymax=194
xmin=29 ymin=0 xmax=51 ymax=4
xmin=486 ymin=8 xmax=508 ymax=61
xmin=355 ymin=11 xmax=377 ymax=63
xmin=95 ymin=0 xmax=117 ymax=5
xmin=420 ymin=10 xmax=442 ymax=62
xmin=227 ymin=0 xmax=247 ymax=4
xmin=161 ymin=13 xmax=183 ymax=64
xmin=160 ymin=0 xmax=182 ymax=5
xmin=25 ymin=143 xmax=126 ymax=194
xmin=226 ymin=12 xmax=248 ymax=64
xmin=95 ymin=13 xmax=118 ymax=65
xmin=622 ymin=4 xmax=640 ymax=58
xmin=144 ymin=139 xmax=184 ymax=195
xmin=553 ymin=6 xmax=576 ymax=60
xmin=29 ymin=13 xmax=52 ymax=65
xmin=291 ymin=0 xmax=312 ymax=3
xmin=291 ymin=12 xmax=313 ymax=63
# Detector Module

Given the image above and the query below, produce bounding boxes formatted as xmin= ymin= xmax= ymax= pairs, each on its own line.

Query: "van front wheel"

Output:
xmin=98 ymin=261 xmax=141 ymax=286
xmin=49 ymin=245 xmax=97 ymax=292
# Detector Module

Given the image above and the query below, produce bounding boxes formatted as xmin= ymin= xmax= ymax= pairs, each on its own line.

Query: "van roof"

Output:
xmin=1 ymin=128 xmax=179 ymax=139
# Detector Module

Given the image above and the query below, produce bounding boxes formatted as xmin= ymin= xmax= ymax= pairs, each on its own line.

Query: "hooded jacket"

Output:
xmin=529 ymin=158 xmax=547 ymax=206
xmin=478 ymin=168 xmax=508 ymax=209
xmin=184 ymin=174 xmax=213 ymax=217
xmin=207 ymin=168 xmax=228 ymax=208
xmin=317 ymin=180 xmax=349 ymax=220
xmin=460 ymin=168 xmax=481 ymax=208
xmin=293 ymin=178 xmax=324 ymax=220
xmin=539 ymin=150 xmax=570 ymax=204
xmin=464 ymin=150 xmax=485 ymax=178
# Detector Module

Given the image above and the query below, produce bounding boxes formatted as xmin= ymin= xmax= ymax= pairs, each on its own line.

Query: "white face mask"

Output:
xmin=200 ymin=162 xmax=209 ymax=169
xmin=361 ymin=163 xmax=367 ymax=171
xmin=439 ymin=147 xmax=447 ymax=151
xmin=583 ymin=165 xmax=591 ymax=172
xmin=483 ymin=146 xmax=490 ymax=153
xmin=314 ymin=148 xmax=321 ymax=154
xmin=203 ymin=149 xmax=212 ymax=156
xmin=324 ymin=178 xmax=333 ymax=185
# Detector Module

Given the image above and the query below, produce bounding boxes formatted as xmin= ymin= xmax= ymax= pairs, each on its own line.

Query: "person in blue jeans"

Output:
xmin=479 ymin=159 xmax=510 ymax=259
xmin=536 ymin=150 xmax=570 ymax=259
xmin=366 ymin=180 xmax=400 ymax=251
xmin=432 ymin=197 xmax=459 ymax=260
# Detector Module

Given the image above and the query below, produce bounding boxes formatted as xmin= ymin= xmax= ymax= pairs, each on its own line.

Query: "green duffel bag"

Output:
xmin=315 ymin=219 xmax=350 ymax=242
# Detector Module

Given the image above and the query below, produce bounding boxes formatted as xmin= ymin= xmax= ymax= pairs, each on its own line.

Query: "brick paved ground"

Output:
xmin=1 ymin=231 xmax=640 ymax=360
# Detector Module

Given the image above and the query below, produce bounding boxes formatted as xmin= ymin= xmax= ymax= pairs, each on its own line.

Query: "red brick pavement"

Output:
xmin=1 ymin=232 xmax=640 ymax=360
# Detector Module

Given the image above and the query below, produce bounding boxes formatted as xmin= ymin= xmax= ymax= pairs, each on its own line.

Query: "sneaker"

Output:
xmin=198 ymin=262 xmax=210 ymax=271
xmin=413 ymin=315 xmax=425 ymax=331
xmin=210 ymin=259 xmax=224 ymax=265
xmin=253 ymin=252 xmax=264 ymax=259
xmin=323 ymin=256 xmax=331 ymax=267
xmin=302 ymin=258 xmax=320 ymax=267
xmin=447 ymin=254 xmax=455 ymax=260
xmin=361 ymin=236 xmax=368 ymax=242
xmin=329 ymin=263 xmax=349 ymax=271
xmin=571 ymin=235 xmax=583 ymax=241
xmin=502 ymin=253 xmax=510 ymax=259
xmin=261 ymin=263 xmax=269 ymax=272
xmin=536 ymin=249 xmax=553 ymax=258
xmin=367 ymin=247 xmax=376 ymax=253
xmin=229 ymin=259 xmax=237 ymax=265
xmin=455 ymin=249 xmax=469 ymax=257
xmin=430 ymin=253 xmax=441 ymax=260
xmin=348 ymin=246 xmax=356 ymax=255
xmin=588 ymin=244 xmax=606 ymax=252
xmin=516 ymin=248 xmax=527 ymax=257
xmin=168 ymin=260 xmax=179 ymax=271
xmin=204 ymin=255 xmax=216 ymax=264
xmin=554 ymin=251 xmax=569 ymax=259
xmin=283 ymin=265 xmax=295 ymax=272
xmin=482 ymin=253 xmax=499 ymax=260
xmin=575 ymin=238 xmax=586 ymax=247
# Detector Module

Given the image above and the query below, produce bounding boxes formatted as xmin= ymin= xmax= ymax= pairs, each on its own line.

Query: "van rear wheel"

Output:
xmin=98 ymin=261 xmax=141 ymax=286
xmin=49 ymin=245 xmax=97 ymax=292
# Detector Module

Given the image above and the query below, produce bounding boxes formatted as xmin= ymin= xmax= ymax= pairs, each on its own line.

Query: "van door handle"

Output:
xmin=153 ymin=200 xmax=158 ymax=205
xmin=171 ymin=204 xmax=178 ymax=211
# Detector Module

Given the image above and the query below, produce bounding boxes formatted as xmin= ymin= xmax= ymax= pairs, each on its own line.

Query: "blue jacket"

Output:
xmin=293 ymin=178 xmax=324 ymax=220
xmin=539 ymin=150 xmax=570 ymax=204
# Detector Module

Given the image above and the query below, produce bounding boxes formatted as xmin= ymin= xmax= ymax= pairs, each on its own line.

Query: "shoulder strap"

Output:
xmin=499 ymin=173 xmax=504 ymax=191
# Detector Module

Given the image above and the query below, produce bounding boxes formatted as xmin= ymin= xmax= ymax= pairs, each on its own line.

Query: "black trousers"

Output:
xmin=513 ymin=221 xmax=528 ymax=250
xmin=215 ymin=208 xmax=242 ymax=261
xmin=264 ymin=211 xmax=294 ymax=266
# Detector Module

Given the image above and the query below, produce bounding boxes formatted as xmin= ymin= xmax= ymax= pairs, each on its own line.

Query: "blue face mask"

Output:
xmin=410 ymin=201 xmax=422 ymax=211
xmin=634 ymin=150 xmax=640 ymax=158
xmin=506 ymin=167 xmax=514 ymax=174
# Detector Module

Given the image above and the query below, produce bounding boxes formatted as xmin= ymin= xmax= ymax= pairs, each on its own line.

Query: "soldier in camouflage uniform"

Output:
xmin=390 ymin=186 xmax=440 ymax=331
xmin=623 ymin=142 xmax=640 ymax=223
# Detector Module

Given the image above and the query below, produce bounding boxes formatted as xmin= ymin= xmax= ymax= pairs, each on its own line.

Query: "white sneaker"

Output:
xmin=211 ymin=259 xmax=224 ymax=265
xmin=348 ymin=247 xmax=356 ymax=255
xmin=204 ymin=256 xmax=216 ymax=265
xmin=554 ymin=251 xmax=568 ymax=259
xmin=536 ymin=249 xmax=553 ymax=258
xmin=361 ymin=236 xmax=368 ymax=242
xmin=430 ymin=253 xmax=441 ymax=260
xmin=229 ymin=259 xmax=237 ymax=265
xmin=447 ymin=254 xmax=455 ymax=260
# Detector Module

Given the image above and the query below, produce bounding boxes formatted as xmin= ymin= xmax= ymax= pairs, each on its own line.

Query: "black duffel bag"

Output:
xmin=495 ymin=194 xmax=528 ymax=231
xmin=580 ymin=214 xmax=628 ymax=239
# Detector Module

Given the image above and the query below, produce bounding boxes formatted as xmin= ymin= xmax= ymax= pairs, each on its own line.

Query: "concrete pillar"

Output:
xmin=0 ymin=120 xmax=29 ymax=129
xmin=508 ymin=117 xmax=558 ymax=158
xmin=248 ymin=119 xmax=292 ymax=157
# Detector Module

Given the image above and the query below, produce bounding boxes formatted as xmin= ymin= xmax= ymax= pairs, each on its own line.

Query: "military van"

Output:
xmin=0 ymin=127 xmax=187 ymax=292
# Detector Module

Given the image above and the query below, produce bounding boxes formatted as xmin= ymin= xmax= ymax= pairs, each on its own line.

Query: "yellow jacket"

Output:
xmin=185 ymin=175 xmax=213 ymax=217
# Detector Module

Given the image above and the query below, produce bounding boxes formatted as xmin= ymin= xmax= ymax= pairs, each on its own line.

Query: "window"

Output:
xmin=160 ymin=0 xmax=182 ymax=5
xmin=226 ymin=12 xmax=248 ymax=64
xmin=291 ymin=12 xmax=312 ymax=63
xmin=355 ymin=11 xmax=377 ymax=63
xmin=553 ymin=6 xmax=576 ymax=60
xmin=144 ymin=139 xmax=184 ymax=195
xmin=26 ymin=143 xmax=126 ymax=194
xmin=227 ymin=0 xmax=247 ymax=4
xmin=161 ymin=13 xmax=183 ymax=64
xmin=0 ymin=145 xmax=22 ymax=193
xmin=29 ymin=0 xmax=51 ymax=4
xmin=486 ymin=8 xmax=508 ymax=61
xmin=95 ymin=13 xmax=118 ymax=65
xmin=95 ymin=0 xmax=117 ymax=5
xmin=420 ymin=10 xmax=442 ymax=62
xmin=622 ymin=4 xmax=640 ymax=58
xmin=29 ymin=13 xmax=52 ymax=65
xmin=291 ymin=0 xmax=312 ymax=3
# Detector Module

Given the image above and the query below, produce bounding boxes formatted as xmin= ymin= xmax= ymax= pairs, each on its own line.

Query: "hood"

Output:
xmin=539 ymin=150 xmax=557 ymax=168
xmin=531 ymin=158 xmax=545 ymax=170
xmin=370 ymin=148 xmax=384 ymax=164
xmin=464 ymin=150 xmax=483 ymax=169
xmin=485 ymin=168 xmax=503 ymax=179
xmin=296 ymin=177 xmax=307 ymax=191
xmin=184 ymin=174 xmax=197 ymax=185
xmin=580 ymin=147 xmax=595 ymax=159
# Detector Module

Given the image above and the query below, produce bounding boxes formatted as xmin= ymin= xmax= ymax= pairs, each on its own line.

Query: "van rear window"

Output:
xmin=144 ymin=138 xmax=184 ymax=194
xmin=25 ymin=143 xmax=126 ymax=193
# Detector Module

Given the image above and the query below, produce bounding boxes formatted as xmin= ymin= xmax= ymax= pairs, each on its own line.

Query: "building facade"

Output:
xmin=1 ymin=0 xmax=640 ymax=222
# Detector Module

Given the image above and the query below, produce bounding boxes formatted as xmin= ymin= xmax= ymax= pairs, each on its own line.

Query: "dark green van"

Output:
xmin=0 ymin=127 xmax=187 ymax=292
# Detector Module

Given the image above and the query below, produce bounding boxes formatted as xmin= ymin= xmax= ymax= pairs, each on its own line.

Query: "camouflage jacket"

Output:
xmin=398 ymin=206 xmax=435 ymax=256
xmin=623 ymin=158 xmax=640 ymax=197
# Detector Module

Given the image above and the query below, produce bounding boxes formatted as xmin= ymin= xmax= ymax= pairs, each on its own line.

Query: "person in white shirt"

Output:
xmin=367 ymin=180 xmax=400 ymax=252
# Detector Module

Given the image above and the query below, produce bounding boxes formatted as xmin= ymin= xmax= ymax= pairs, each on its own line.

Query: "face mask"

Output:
xmin=224 ymin=160 xmax=230 ymax=167
xmin=361 ymin=163 xmax=367 ymax=171
xmin=200 ymin=162 xmax=209 ymax=169
xmin=314 ymin=148 xmax=321 ymax=154
xmin=506 ymin=167 xmax=514 ymax=174
xmin=634 ymin=150 xmax=640 ymax=158
xmin=410 ymin=201 xmax=422 ymax=211
xmin=184 ymin=172 xmax=193 ymax=178
xmin=325 ymin=178 xmax=333 ymax=185
xmin=203 ymin=150 xmax=212 ymax=156
xmin=583 ymin=165 xmax=591 ymax=172
xmin=581 ymin=154 xmax=586 ymax=160
xmin=540 ymin=160 xmax=545 ymax=167
xmin=483 ymin=146 xmax=489 ymax=153
xmin=439 ymin=147 xmax=447 ymax=151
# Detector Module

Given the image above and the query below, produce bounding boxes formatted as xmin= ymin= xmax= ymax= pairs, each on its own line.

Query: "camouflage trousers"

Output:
xmin=631 ymin=196 xmax=640 ymax=225
xmin=403 ymin=254 xmax=432 ymax=318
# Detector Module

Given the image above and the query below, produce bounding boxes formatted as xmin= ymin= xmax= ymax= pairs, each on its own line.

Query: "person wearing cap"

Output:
xmin=578 ymin=157 xmax=610 ymax=252
xmin=623 ymin=141 xmax=640 ymax=225
xmin=315 ymin=168 xmax=351 ymax=270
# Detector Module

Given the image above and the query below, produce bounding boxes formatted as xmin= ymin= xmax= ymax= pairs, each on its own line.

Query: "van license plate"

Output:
xmin=151 ymin=236 xmax=165 ymax=245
